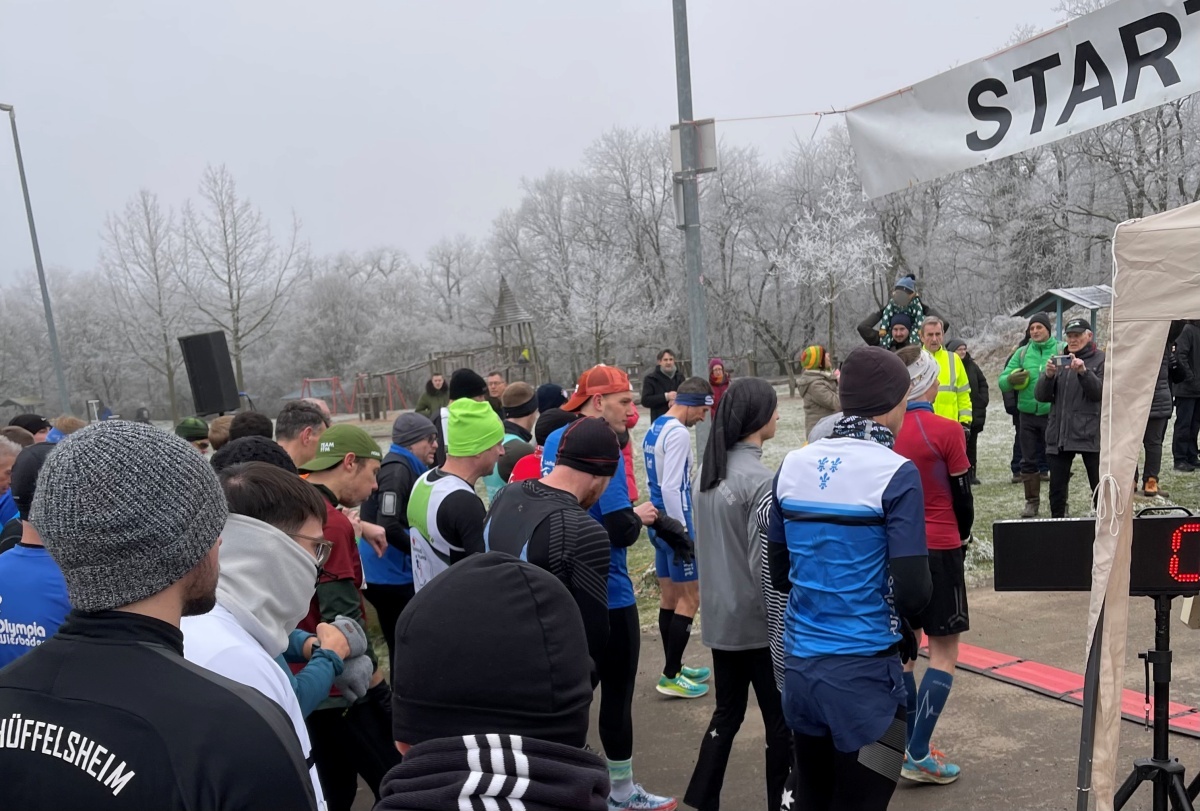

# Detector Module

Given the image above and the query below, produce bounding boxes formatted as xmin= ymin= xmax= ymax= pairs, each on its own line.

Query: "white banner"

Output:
xmin=847 ymin=0 xmax=1200 ymax=199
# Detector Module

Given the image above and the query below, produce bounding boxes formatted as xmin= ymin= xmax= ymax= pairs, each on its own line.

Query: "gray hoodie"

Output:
xmin=694 ymin=442 xmax=773 ymax=650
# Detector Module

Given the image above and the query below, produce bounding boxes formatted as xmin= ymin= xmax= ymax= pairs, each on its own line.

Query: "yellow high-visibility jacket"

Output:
xmin=927 ymin=347 xmax=972 ymax=425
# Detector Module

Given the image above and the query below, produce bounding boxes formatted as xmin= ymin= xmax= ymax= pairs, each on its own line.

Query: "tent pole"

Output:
xmin=1057 ymin=299 xmax=1065 ymax=341
xmin=1078 ymin=606 xmax=1104 ymax=811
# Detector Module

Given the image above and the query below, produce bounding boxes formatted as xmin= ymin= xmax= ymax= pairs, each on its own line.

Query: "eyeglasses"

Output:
xmin=195 ymin=441 xmax=210 ymax=451
xmin=289 ymin=532 xmax=333 ymax=567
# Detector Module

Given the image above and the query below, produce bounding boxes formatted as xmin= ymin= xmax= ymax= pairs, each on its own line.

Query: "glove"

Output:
xmin=898 ymin=618 xmax=919 ymax=664
xmin=962 ymin=423 xmax=971 ymax=440
xmin=332 ymin=614 xmax=369 ymax=659
xmin=333 ymin=654 xmax=373 ymax=703
xmin=652 ymin=515 xmax=695 ymax=566
xmin=1008 ymin=368 xmax=1030 ymax=389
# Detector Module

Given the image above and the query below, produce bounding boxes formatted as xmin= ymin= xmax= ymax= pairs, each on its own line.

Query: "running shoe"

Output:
xmin=901 ymin=747 xmax=961 ymax=784
xmin=608 ymin=784 xmax=678 ymax=810
xmin=656 ymin=674 xmax=709 ymax=699
xmin=680 ymin=664 xmax=711 ymax=683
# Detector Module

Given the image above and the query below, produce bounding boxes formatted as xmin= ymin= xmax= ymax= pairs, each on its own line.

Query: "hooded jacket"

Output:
xmin=1034 ymin=342 xmax=1105 ymax=453
xmin=181 ymin=514 xmax=327 ymax=807
xmin=413 ymin=384 xmax=450 ymax=420
xmin=796 ymin=370 xmax=839 ymax=434
xmin=708 ymin=358 xmax=731 ymax=412
xmin=374 ymin=734 xmax=608 ymax=811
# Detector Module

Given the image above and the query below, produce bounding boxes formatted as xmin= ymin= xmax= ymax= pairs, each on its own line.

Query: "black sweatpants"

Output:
xmin=684 ymin=648 xmax=790 ymax=811
xmin=792 ymin=707 xmax=906 ymax=811
xmin=363 ymin=582 xmax=415 ymax=668
xmin=598 ymin=605 xmax=640 ymax=761
xmin=1048 ymin=450 xmax=1101 ymax=518
xmin=966 ymin=424 xmax=983 ymax=476
xmin=307 ymin=687 xmax=402 ymax=811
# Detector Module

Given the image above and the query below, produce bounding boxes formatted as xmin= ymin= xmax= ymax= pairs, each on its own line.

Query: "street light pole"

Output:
xmin=1 ymin=104 xmax=70 ymax=414
xmin=671 ymin=0 xmax=710 ymax=450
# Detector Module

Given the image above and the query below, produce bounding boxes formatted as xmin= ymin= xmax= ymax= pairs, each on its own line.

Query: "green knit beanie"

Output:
xmin=174 ymin=416 xmax=209 ymax=441
xmin=447 ymin=399 xmax=504 ymax=457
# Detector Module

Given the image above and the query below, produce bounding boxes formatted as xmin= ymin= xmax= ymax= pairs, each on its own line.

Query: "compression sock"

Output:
xmin=663 ymin=613 xmax=694 ymax=678
xmin=608 ymin=758 xmax=634 ymax=801
xmin=903 ymin=670 xmax=918 ymax=746
xmin=908 ymin=668 xmax=954 ymax=760
xmin=658 ymin=608 xmax=673 ymax=660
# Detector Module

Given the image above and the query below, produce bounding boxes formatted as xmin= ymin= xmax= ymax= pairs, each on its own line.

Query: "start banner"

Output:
xmin=847 ymin=0 xmax=1200 ymax=199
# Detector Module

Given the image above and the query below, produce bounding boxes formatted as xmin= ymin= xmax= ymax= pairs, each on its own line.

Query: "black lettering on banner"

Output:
xmin=1012 ymin=54 xmax=1063 ymax=134
xmin=1120 ymin=13 xmax=1183 ymax=102
xmin=1186 ymin=0 xmax=1198 ymax=15
xmin=1056 ymin=40 xmax=1117 ymax=126
xmin=966 ymin=78 xmax=1012 ymax=151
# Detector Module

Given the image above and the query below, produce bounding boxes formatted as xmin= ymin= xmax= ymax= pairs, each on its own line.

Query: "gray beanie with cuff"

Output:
xmin=30 ymin=420 xmax=228 ymax=612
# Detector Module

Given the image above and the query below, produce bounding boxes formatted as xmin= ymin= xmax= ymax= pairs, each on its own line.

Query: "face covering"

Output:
xmin=214 ymin=514 xmax=319 ymax=656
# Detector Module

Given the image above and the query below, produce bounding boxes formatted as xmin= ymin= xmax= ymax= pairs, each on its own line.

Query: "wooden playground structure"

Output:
xmin=296 ymin=277 xmax=547 ymax=420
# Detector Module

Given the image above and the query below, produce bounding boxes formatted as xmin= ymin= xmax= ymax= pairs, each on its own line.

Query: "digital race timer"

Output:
xmin=993 ymin=516 xmax=1200 ymax=596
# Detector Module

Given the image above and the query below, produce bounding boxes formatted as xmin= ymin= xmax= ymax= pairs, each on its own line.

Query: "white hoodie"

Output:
xmin=182 ymin=514 xmax=326 ymax=809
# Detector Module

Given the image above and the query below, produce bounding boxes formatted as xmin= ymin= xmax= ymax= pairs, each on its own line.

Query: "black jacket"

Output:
xmin=1035 ymin=343 xmax=1105 ymax=454
xmin=1176 ymin=324 xmax=1200 ymax=398
xmin=0 ymin=611 xmax=317 ymax=811
xmin=375 ymin=733 xmax=608 ymax=810
xmin=361 ymin=452 xmax=419 ymax=555
xmin=1151 ymin=352 xmax=1173 ymax=419
xmin=959 ymin=352 xmax=990 ymax=427
xmin=855 ymin=301 xmax=951 ymax=346
xmin=641 ymin=367 xmax=684 ymax=422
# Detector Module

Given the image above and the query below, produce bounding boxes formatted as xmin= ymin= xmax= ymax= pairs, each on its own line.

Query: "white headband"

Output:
xmin=907 ymin=352 xmax=940 ymax=401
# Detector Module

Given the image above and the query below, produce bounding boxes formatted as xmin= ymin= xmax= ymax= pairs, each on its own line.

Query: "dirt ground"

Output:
xmin=609 ymin=584 xmax=1200 ymax=811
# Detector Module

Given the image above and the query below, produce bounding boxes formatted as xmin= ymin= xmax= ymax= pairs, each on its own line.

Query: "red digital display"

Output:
xmin=1169 ymin=523 xmax=1200 ymax=583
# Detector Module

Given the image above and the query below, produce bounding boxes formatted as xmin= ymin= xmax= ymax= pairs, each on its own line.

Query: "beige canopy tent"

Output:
xmin=1088 ymin=200 xmax=1200 ymax=809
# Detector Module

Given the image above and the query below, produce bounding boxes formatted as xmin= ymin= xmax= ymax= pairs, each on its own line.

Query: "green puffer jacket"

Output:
xmin=998 ymin=336 xmax=1062 ymax=416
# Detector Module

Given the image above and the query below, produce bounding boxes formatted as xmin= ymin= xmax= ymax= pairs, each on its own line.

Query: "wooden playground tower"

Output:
xmin=296 ymin=276 xmax=543 ymax=419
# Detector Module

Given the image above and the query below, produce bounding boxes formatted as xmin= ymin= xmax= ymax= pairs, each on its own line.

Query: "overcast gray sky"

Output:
xmin=0 ymin=0 xmax=1061 ymax=281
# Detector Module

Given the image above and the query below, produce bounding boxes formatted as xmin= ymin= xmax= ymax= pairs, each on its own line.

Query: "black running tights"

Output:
xmin=598 ymin=605 xmax=640 ymax=761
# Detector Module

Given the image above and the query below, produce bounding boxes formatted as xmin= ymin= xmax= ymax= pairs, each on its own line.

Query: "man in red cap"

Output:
xmin=541 ymin=365 xmax=676 ymax=811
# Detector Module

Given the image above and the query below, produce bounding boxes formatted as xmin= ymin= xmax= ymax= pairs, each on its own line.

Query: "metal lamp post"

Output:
xmin=0 ymin=103 xmax=70 ymax=414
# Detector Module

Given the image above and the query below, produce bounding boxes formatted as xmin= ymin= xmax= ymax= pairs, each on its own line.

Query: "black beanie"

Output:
xmin=448 ymin=368 xmax=488 ymax=401
xmin=557 ymin=417 xmax=620 ymax=477
xmin=534 ymin=408 xmax=581 ymax=446
xmin=838 ymin=346 xmax=911 ymax=418
xmin=1029 ymin=312 xmax=1052 ymax=332
xmin=11 ymin=442 xmax=56 ymax=520
xmin=391 ymin=553 xmax=593 ymax=747
xmin=211 ymin=436 xmax=298 ymax=475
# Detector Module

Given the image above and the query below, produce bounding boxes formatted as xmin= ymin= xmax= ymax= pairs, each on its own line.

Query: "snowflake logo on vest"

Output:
xmin=816 ymin=456 xmax=842 ymax=489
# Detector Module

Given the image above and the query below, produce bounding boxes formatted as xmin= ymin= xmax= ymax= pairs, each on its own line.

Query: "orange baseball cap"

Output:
xmin=563 ymin=365 xmax=633 ymax=412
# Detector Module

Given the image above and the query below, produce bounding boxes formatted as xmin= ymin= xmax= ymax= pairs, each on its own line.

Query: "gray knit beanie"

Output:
xmin=30 ymin=420 xmax=228 ymax=612
xmin=392 ymin=412 xmax=436 ymax=448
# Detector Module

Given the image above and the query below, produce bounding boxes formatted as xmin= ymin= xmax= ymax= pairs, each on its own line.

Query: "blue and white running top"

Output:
xmin=642 ymin=415 xmax=694 ymax=538
xmin=767 ymin=436 xmax=926 ymax=658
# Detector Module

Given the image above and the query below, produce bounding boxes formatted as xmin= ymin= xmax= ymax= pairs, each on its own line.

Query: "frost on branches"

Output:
xmin=776 ymin=173 xmax=886 ymax=359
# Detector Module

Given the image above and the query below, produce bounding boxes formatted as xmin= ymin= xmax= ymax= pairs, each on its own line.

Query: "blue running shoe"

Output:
xmin=680 ymin=664 xmax=711 ymax=683
xmin=608 ymin=784 xmax=678 ymax=810
xmin=901 ymin=747 xmax=961 ymax=784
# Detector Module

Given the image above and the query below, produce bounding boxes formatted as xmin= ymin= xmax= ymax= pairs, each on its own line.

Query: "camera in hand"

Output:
xmin=1052 ymin=354 xmax=1073 ymax=368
